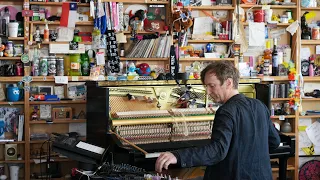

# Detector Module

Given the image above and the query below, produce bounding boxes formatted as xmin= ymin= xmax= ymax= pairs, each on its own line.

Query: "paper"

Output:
xmin=316 ymin=45 xmax=320 ymax=54
xmin=249 ymin=22 xmax=265 ymax=46
xmin=270 ymin=28 xmax=286 ymax=38
xmin=96 ymin=52 xmax=105 ymax=65
xmin=299 ymin=118 xmax=312 ymax=127
xmin=191 ymin=10 xmax=199 ymax=18
xmin=54 ymin=76 xmax=68 ymax=84
xmin=299 ymin=131 xmax=312 ymax=149
xmin=306 ymin=121 xmax=320 ymax=146
xmin=69 ymin=123 xmax=86 ymax=137
xmin=193 ymin=17 xmax=214 ymax=35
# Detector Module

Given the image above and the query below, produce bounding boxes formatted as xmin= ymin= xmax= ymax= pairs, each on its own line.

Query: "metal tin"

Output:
xmin=312 ymin=27 xmax=320 ymax=40
xmin=263 ymin=59 xmax=270 ymax=76
xmin=48 ymin=57 xmax=56 ymax=76
xmin=56 ymin=57 xmax=64 ymax=76
xmin=40 ymin=57 xmax=48 ymax=76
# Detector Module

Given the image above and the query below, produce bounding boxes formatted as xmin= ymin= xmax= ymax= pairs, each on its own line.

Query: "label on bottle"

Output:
xmin=272 ymin=55 xmax=279 ymax=67
xmin=71 ymin=62 xmax=80 ymax=70
xmin=82 ymin=61 xmax=89 ymax=75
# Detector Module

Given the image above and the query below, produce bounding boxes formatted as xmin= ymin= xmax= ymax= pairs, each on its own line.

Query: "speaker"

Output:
xmin=5 ymin=144 xmax=17 ymax=160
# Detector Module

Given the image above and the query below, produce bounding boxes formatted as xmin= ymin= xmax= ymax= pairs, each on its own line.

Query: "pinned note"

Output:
xmin=72 ymin=76 xmax=79 ymax=81
xmin=306 ymin=121 xmax=320 ymax=146
xmin=54 ymin=76 xmax=68 ymax=84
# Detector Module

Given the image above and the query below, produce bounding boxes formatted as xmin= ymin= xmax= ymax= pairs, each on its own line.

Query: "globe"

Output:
xmin=137 ymin=63 xmax=151 ymax=76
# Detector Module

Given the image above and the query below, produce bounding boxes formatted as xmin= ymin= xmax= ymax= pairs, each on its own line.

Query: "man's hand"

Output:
xmin=155 ymin=152 xmax=177 ymax=172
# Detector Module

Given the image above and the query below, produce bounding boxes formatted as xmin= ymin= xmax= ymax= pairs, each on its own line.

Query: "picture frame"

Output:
xmin=38 ymin=86 xmax=53 ymax=95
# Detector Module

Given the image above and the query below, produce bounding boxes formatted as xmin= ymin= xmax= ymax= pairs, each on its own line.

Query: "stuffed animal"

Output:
xmin=172 ymin=9 xmax=193 ymax=32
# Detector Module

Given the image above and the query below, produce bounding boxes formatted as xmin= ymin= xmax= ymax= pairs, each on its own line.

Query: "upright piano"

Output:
xmin=86 ymin=80 xmax=295 ymax=180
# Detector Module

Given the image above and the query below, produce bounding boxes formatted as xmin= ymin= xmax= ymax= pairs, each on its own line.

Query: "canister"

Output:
xmin=254 ymin=10 xmax=265 ymax=22
xmin=56 ymin=57 xmax=64 ymax=76
xmin=48 ymin=57 xmax=56 ymax=76
xmin=312 ymin=27 xmax=320 ymax=40
xmin=40 ymin=57 xmax=48 ymax=76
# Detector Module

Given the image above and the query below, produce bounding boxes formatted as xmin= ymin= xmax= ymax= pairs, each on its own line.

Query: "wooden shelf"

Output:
xmin=299 ymin=115 xmax=320 ymax=118
xmin=282 ymin=132 xmax=295 ymax=136
xmin=120 ymin=57 xmax=169 ymax=61
xmin=101 ymin=0 xmax=169 ymax=4
xmin=301 ymin=40 xmax=320 ymax=45
xmin=301 ymin=7 xmax=320 ymax=10
xmin=271 ymin=115 xmax=296 ymax=119
xmin=8 ymin=37 xmax=24 ymax=41
xmin=29 ymin=100 xmax=86 ymax=105
xmin=302 ymin=76 xmax=320 ymax=82
xmin=31 ymin=76 xmax=92 ymax=82
xmin=29 ymin=2 xmax=90 ymax=6
xmin=259 ymin=76 xmax=289 ymax=81
xmin=271 ymin=98 xmax=291 ymax=101
xmin=179 ymin=57 xmax=234 ymax=61
xmin=183 ymin=5 xmax=234 ymax=10
xmin=122 ymin=31 xmax=167 ymax=34
xmin=272 ymin=165 xmax=295 ymax=172
xmin=31 ymin=157 xmax=73 ymax=163
xmin=0 ymin=101 xmax=24 ymax=105
xmin=0 ymin=57 xmax=21 ymax=60
xmin=0 ymin=77 xmax=24 ymax=82
xmin=243 ymin=22 xmax=291 ymax=26
xmin=0 ymin=160 xmax=25 ymax=163
xmin=29 ymin=119 xmax=86 ymax=124
xmin=30 ymin=21 xmax=94 ymax=26
xmin=187 ymin=39 xmax=234 ymax=43
xmin=240 ymin=4 xmax=297 ymax=9
xmin=302 ymin=98 xmax=320 ymax=101
xmin=0 ymin=141 xmax=25 ymax=144
xmin=34 ymin=41 xmax=92 ymax=45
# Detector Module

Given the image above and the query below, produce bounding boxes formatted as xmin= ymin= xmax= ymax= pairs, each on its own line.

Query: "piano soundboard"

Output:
xmin=109 ymin=86 xmax=216 ymax=146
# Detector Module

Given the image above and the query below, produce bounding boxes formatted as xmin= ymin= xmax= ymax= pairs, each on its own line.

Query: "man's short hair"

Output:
xmin=200 ymin=61 xmax=240 ymax=89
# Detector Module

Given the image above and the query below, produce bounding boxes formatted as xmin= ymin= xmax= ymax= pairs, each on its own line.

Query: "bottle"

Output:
xmin=69 ymin=54 xmax=82 ymax=76
xmin=1 ymin=8 xmax=10 ymax=37
xmin=80 ymin=52 xmax=90 ymax=76
xmin=43 ymin=23 xmax=49 ymax=42
xmin=272 ymin=38 xmax=279 ymax=76
xmin=263 ymin=41 xmax=272 ymax=76
xmin=35 ymin=25 xmax=41 ymax=43
xmin=120 ymin=43 xmax=125 ymax=57
xmin=309 ymin=55 xmax=315 ymax=77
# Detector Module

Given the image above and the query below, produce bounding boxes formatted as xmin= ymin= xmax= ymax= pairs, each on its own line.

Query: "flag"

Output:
xmin=60 ymin=2 xmax=78 ymax=28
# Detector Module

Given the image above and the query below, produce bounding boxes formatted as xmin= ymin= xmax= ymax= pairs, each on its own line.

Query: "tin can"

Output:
xmin=284 ymin=102 xmax=291 ymax=115
xmin=15 ymin=61 xmax=23 ymax=76
xmin=312 ymin=27 xmax=320 ymax=40
xmin=263 ymin=59 xmax=270 ymax=76
xmin=56 ymin=57 xmax=64 ymax=76
xmin=48 ymin=57 xmax=56 ymax=76
xmin=40 ymin=57 xmax=48 ymax=76
xmin=254 ymin=10 xmax=265 ymax=22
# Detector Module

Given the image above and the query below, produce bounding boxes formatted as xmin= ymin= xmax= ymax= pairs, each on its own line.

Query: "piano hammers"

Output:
xmin=109 ymin=130 xmax=161 ymax=158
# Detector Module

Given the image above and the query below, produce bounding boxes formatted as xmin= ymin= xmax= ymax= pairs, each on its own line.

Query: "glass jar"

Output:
xmin=312 ymin=27 xmax=320 ymax=40
xmin=69 ymin=54 xmax=82 ymax=76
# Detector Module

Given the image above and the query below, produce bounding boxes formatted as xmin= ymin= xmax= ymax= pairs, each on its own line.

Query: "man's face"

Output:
xmin=204 ymin=72 xmax=229 ymax=104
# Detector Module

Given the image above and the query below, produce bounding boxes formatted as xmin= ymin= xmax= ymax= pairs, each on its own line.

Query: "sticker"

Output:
xmin=279 ymin=115 xmax=285 ymax=121
xmin=43 ymin=76 xmax=47 ymax=81
xmin=24 ymin=86 xmax=30 ymax=92
xmin=54 ymin=76 xmax=68 ymax=84
xmin=21 ymin=54 xmax=30 ymax=63
xmin=72 ymin=76 xmax=79 ymax=81
xmin=22 ymin=76 xmax=32 ymax=83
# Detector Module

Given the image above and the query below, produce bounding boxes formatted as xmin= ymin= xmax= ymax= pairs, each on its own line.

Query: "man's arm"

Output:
xmin=268 ymin=117 xmax=280 ymax=150
xmin=173 ymin=109 xmax=234 ymax=168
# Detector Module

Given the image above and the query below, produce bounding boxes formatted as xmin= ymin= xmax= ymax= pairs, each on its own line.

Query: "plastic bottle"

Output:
xmin=81 ymin=52 xmax=90 ymax=76
xmin=69 ymin=54 xmax=82 ymax=76
xmin=1 ymin=8 xmax=10 ymax=37
xmin=43 ymin=22 xmax=49 ymax=42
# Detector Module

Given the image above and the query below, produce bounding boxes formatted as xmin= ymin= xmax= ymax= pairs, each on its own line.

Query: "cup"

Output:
xmin=8 ymin=22 xmax=19 ymax=38
xmin=9 ymin=165 xmax=19 ymax=180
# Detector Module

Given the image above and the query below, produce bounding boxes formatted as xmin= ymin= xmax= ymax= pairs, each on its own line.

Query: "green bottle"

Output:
xmin=69 ymin=54 xmax=82 ymax=76
xmin=81 ymin=52 xmax=90 ymax=76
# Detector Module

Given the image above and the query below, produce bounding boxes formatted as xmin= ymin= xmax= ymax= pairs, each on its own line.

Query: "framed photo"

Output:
xmin=38 ymin=86 xmax=53 ymax=95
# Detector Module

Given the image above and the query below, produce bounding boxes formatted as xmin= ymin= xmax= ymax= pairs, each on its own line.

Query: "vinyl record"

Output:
xmin=299 ymin=160 xmax=320 ymax=180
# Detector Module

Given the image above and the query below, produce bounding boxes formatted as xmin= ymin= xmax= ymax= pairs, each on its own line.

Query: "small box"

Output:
xmin=52 ymin=107 xmax=72 ymax=121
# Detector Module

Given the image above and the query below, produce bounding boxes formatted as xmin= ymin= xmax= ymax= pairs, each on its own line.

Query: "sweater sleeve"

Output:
xmin=174 ymin=109 xmax=234 ymax=167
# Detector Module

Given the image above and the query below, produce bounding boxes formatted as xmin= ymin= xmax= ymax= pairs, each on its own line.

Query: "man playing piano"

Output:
xmin=155 ymin=61 xmax=281 ymax=180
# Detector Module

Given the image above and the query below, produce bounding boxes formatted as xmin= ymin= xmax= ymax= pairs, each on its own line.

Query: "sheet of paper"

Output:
xmin=193 ymin=17 xmax=213 ymax=35
xmin=315 ymin=146 xmax=320 ymax=155
xmin=306 ymin=121 xmax=320 ymax=146
xmin=249 ymin=22 xmax=265 ymax=46
xmin=71 ymin=76 xmax=79 ymax=81
xmin=54 ymin=76 xmax=68 ymax=84
xmin=300 ymin=47 xmax=311 ymax=59
xmin=299 ymin=118 xmax=312 ymax=127
xmin=299 ymin=131 xmax=312 ymax=148
xmin=96 ymin=52 xmax=106 ymax=65
xmin=270 ymin=28 xmax=286 ymax=38
xmin=191 ymin=10 xmax=199 ymax=18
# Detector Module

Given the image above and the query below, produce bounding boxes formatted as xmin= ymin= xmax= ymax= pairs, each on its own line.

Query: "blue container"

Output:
xmin=7 ymin=84 xmax=20 ymax=102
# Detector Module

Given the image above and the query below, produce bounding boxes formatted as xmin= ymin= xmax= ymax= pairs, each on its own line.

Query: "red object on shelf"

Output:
xmin=254 ymin=10 xmax=265 ymax=22
xmin=78 ymin=32 xmax=92 ymax=42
